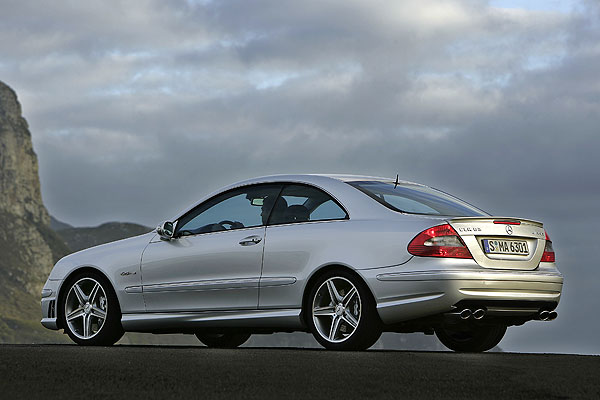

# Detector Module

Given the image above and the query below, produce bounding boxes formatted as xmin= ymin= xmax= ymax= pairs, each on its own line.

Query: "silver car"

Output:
xmin=41 ymin=174 xmax=563 ymax=351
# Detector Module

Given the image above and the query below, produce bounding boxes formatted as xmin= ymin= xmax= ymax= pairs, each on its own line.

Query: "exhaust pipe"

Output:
xmin=538 ymin=310 xmax=550 ymax=321
xmin=547 ymin=311 xmax=558 ymax=321
xmin=472 ymin=309 xmax=486 ymax=320
xmin=460 ymin=309 xmax=472 ymax=320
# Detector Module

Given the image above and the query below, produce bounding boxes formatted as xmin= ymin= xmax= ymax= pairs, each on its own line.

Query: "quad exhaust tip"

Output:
xmin=453 ymin=308 xmax=556 ymax=321
xmin=458 ymin=308 xmax=486 ymax=320
xmin=472 ymin=309 xmax=486 ymax=320
xmin=538 ymin=310 xmax=558 ymax=321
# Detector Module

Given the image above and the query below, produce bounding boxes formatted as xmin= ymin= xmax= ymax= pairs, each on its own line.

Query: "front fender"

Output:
xmin=47 ymin=232 xmax=155 ymax=314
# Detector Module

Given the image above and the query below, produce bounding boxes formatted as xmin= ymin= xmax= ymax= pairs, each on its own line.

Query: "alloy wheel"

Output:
xmin=312 ymin=277 xmax=361 ymax=343
xmin=64 ymin=278 xmax=108 ymax=340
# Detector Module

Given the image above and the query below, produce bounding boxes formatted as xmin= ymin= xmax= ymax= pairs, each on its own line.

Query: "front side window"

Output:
xmin=176 ymin=184 xmax=283 ymax=236
xmin=348 ymin=180 xmax=487 ymax=217
xmin=268 ymin=184 xmax=348 ymax=225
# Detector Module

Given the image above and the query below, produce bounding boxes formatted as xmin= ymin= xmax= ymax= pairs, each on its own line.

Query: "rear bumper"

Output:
xmin=363 ymin=262 xmax=563 ymax=325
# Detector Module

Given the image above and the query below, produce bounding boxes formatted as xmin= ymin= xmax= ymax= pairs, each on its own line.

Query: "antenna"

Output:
xmin=394 ymin=174 xmax=399 ymax=189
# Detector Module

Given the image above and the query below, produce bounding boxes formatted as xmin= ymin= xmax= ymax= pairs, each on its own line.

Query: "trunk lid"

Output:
xmin=448 ymin=217 xmax=545 ymax=270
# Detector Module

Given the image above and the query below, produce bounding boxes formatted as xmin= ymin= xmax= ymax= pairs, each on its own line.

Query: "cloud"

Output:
xmin=1 ymin=0 xmax=599 ymax=354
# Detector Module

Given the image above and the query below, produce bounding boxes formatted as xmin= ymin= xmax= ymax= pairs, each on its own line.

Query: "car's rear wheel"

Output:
xmin=195 ymin=333 xmax=251 ymax=348
xmin=307 ymin=270 xmax=381 ymax=350
xmin=59 ymin=271 xmax=124 ymax=346
xmin=435 ymin=323 xmax=507 ymax=352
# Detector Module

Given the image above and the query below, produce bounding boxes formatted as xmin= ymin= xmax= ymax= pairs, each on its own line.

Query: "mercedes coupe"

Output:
xmin=41 ymin=174 xmax=563 ymax=351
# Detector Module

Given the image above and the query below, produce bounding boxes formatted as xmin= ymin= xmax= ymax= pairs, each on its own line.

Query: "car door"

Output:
xmin=260 ymin=183 xmax=349 ymax=309
xmin=141 ymin=183 xmax=283 ymax=312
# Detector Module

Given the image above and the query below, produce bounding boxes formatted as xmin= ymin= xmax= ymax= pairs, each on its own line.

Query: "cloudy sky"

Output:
xmin=1 ymin=0 xmax=599 ymax=354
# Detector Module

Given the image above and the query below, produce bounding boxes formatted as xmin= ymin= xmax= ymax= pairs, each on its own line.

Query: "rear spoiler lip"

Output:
xmin=446 ymin=216 xmax=543 ymax=228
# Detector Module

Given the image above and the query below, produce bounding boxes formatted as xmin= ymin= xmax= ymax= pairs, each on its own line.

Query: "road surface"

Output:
xmin=1 ymin=345 xmax=598 ymax=399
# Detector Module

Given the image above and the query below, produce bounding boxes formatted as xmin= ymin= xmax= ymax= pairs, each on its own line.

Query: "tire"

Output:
xmin=195 ymin=333 xmax=251 ymax=348
xmin=58 ymin=271 xmax=124 ymax=346
xmin=435 ymin=323 xmax=507 ymax=352
xmin=306 ymin=269 xmax=381 ymax=350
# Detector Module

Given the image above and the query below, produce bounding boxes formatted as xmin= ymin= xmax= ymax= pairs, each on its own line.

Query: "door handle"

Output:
xmin=239 ymin=235 xmax=262 ymax=246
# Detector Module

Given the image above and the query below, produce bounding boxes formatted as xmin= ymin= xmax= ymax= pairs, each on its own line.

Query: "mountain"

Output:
xmin=56 ymin=222 xmax=152 ymax=252
xmin=0 ymin=81 xmax=154 ymax=344
xmin=0 ymin=81 xmax=71 ymax=343
xmin=49 ymin=216 xmax=73 ymax=231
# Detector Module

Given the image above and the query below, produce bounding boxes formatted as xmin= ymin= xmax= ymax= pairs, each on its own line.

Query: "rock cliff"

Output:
xmin=0 ymin=81 xmax=70 ymax=342
xmin=0 ymin=82 xmax=49 ymax=225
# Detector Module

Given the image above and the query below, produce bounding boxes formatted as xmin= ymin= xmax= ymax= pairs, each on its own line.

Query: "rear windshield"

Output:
xmin=348 ymin=181 xmax=487 ymax=217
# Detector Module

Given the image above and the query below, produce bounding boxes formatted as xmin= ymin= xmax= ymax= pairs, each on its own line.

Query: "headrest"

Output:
xmin=284 ymin=205 xmax=310 ymax=222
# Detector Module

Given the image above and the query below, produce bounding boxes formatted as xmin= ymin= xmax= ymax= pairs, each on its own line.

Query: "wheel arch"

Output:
xmin=56 ymin=265 xmax=121 ymax=330
xmin=300 ymin=263 xmax=378 ymax=327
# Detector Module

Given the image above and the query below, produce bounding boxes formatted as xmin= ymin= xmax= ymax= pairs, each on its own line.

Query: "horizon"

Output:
xmin=1 ymin=0 xmax=599 ymax=355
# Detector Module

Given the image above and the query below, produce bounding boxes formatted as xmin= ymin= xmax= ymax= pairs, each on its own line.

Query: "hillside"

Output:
xmin=56 ymin=221 xmax=152 ymax=252
xmin=0 ymin=81 xmax=72 ymax=343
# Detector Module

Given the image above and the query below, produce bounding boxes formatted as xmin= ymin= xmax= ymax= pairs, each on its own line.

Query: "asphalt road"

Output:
xmin=1 ymin=345 xmax=598 ymax=399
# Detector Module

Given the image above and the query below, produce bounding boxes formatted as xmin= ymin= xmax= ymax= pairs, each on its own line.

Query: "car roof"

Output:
xmin=315 ymin=174 xmax=424 ymax=186
xmin=231 ymin=173 xmax=424 ymax=187
xmin=171 ymin=174 xmax=430 ymax=221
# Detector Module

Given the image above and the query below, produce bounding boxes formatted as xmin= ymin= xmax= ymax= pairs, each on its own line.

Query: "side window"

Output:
xmin=310 ymin=199 xmax=347 ymax=220
xmin=268 ymin=184 xmax=348 ymax=225
xmin=176 ymin=184 xmax=282 ymax=236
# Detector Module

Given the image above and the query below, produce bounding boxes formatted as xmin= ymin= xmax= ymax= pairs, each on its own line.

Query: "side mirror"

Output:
xmin=157 ymin=221 xmax=174 ymax=241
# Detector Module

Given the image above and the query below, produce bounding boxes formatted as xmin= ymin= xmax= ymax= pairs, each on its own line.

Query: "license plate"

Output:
xmin=482 ymin=239 xmax=529 ymax=255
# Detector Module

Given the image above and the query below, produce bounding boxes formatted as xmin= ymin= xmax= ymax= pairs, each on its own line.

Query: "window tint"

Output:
xmin=176 ymin=184 xmax=282 ymax=236
xmin=310 ymin=200 xmax=347 ymax=220
xmin=268 ymin=184 xmax=347 ymax=225
xmin=348 ymin=181 xmax=487 ymax=217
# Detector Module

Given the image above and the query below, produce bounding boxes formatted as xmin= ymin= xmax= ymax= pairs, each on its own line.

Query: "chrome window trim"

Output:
xmin=152 ymin=225 xmax=265 ymax=241
xmin=171 ymin=181 xmax=351 ymax=239
xmin=197 ymin=179 xmax=351 ymax=220
xmin=266 ymin=218 xmax=350 ymax=229
xmin=164 ymin=217 xmax=349 ymax=241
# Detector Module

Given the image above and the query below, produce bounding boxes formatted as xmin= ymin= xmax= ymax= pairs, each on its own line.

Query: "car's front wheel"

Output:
xmin=195 ymin=333 xmax=251 ymax=348
xmin=435 ymin=323 xmax=507 ymax=352
xmin=59 ymin=271 xmax=124 ymax=346
xmin=307 ymin=270 xmax=381 ymax=350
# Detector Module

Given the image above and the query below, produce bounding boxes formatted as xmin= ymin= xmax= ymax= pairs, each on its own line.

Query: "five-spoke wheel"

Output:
xmin=59 ymin=271 xmax=124 ymax=345
xmin=307 ymin=270 xmax=381 ymax=350
xmin=312 ymin=277 xmax=361 ymax=343
xmin=65 ymin=278 xmax=108 ymax=339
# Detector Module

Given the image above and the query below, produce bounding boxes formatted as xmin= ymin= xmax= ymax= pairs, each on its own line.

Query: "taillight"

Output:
xmin=408 ymin=224 xmax=472 ymax=259
xmin=541 ymin=230 xmax=555 ymax=262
